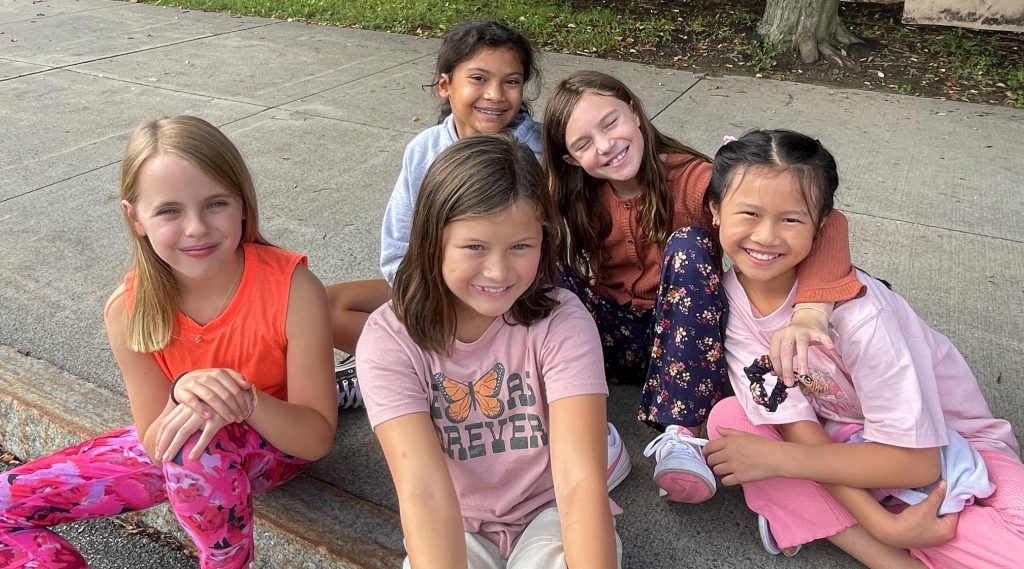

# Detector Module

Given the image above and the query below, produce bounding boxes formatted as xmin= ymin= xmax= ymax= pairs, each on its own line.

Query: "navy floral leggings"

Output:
xmin=560 ymin=226 xmax=729 ymax=429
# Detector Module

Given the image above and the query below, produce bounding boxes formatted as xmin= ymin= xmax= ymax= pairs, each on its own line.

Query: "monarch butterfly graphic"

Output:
xmin=433 ymin=363 xmax=506 ymax=424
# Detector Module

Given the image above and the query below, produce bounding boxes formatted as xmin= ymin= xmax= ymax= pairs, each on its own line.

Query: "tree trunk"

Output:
xmin=758 ymin=0 xmax=864 ymax=65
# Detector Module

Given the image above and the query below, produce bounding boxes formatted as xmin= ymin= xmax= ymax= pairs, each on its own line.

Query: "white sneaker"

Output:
xmin=759 ymin=514 xmax=801 ymax=557
xmin=607 ymin=422 xmax=631 ymax=490
xmin=642 ymin=425 xmax=715 ymax=503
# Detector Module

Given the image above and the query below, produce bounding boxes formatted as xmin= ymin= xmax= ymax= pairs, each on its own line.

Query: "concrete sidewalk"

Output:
xmin=1 ymin=1 xmax=1021 ymax=567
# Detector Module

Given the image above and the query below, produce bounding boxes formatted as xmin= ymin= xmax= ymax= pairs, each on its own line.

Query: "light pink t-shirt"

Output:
xmin=723 ymin=269 xmax=1019 ymax=459
xmin=358 ymin=288 xmax=613 ymax=557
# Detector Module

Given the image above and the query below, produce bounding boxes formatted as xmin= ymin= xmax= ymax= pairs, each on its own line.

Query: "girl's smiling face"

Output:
xmin=712 ymin=167 xmax=817 ymax=309
xmin=441 ymin=200 xmax=543 ymax=343
xmin=123 ymin=153 xmax=244 ymax=284
xmin=438 ymin=47 xmax=525 ymax=139
xmin=562 ymin=93 xmax=645 ymax=197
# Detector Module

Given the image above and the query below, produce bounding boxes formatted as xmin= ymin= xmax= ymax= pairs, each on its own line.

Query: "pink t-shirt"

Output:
xmin=722 ymin=269 xmax=1019 ymax=459
xmin=358 ymin=288 xmax=614 ymax=557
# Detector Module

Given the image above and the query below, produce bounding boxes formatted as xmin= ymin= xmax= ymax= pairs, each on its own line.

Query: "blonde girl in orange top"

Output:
xmin=0 ymin=115 xmax=337 ymax=569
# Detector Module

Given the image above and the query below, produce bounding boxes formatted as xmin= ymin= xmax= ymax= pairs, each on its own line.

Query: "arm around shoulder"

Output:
xmin=794 ymin=210 xmax=864 ymax=304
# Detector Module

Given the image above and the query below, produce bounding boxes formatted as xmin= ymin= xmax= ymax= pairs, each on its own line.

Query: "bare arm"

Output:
xmin=244 ymin=265 xmax=338 ymax=460
xmin=780 ymin=421 xmax=952 ymax=548
xmin=376 ymin=412 xmax=467 ymax=569
xmin=776 ymin=421 xmax=940 ymax=488
xmin=706 ymin=419 xmax=946 ymax=548
xmin=549 ymin=394 xmax=617 ymax=569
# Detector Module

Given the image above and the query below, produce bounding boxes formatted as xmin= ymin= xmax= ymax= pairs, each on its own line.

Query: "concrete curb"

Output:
xmin=0 ymin=344 xmax=405 ymax=568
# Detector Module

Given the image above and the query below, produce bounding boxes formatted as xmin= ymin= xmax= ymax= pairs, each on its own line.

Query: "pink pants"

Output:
xmin=707 ymin=397 xmax=1024 ymax=568
xmin=0 ymin=423 xmax=307 ymax=569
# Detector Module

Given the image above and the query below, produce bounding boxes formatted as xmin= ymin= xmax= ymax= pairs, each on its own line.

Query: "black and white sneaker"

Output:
xmin=335 ymin=356 xmax=363 ymax=410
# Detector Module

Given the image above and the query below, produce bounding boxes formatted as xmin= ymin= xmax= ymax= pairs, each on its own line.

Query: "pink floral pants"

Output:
xmin=0 ymin=423 xmax=307 ymax=568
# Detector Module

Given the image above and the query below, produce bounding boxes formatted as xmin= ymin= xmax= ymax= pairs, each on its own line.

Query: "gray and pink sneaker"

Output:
xmin=643 ymin=425 xmax=715 ymax=503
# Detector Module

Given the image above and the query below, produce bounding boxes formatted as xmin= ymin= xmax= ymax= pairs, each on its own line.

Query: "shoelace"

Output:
xmin=335 ymin=357 xmax=362 ymax=410
xmin=337 ymin=377 xmax=362 ymax=410
xmin=642 ymin=429 xmax=709 ymax=461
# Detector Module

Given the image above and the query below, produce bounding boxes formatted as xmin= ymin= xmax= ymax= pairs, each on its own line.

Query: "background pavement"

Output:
xmin=1 ymin=1 xmax=1022 ymax=567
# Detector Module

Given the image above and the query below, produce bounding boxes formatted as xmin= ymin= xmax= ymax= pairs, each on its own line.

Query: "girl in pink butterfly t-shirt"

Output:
xmin=357 ymin=135 xmax=620 ymax=568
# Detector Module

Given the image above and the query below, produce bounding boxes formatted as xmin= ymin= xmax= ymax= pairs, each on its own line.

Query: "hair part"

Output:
xmin=120 ymin=115 xmax=270 ymax=353
xmin=707 ymin=129 xmax=838 ymax=231
xmin=392 ymin=134 xmax=560 ymax=355
xmin=430 ymin=20 xmax=540 ymax=122
xmin=541 ymin=70 xmax=709 ymax=279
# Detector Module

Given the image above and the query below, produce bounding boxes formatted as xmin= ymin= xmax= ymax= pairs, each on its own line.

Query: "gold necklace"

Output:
xmin=193 ymin=260 xmax=243 ymax=344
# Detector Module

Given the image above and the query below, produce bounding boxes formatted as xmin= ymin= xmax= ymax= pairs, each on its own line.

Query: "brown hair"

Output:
xmin=392 ymin=134 xmax=560 ymax=355
xmin=542 ymin=70 xmax=709 ymax=279
xmin=120 ymin=115 xmax=269 ymax=353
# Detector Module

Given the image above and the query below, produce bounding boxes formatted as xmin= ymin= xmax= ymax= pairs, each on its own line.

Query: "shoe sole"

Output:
xmin=653 ymin=467 xmax=716 ymax=504
xmin=758 ymin=515 xmax=801 ymax=557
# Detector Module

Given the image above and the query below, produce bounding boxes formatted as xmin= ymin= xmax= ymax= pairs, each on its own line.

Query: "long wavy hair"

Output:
xmin=392 ymin=134 xmax=560 ymax=355
xmin=119 ymin=115 xmax=270 ymax=353
xmin=542 ymin=70 xmax=708 ymax=279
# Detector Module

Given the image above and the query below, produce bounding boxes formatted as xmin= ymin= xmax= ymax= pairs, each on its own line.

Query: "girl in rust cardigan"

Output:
xmin=542 ymin=70 xmax=862 ymax=505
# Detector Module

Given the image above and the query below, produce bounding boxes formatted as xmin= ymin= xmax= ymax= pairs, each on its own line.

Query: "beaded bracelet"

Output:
xmin=169 ymin=372 xmax=189 ymax=405
xmin=743 ymin=355 xmax=811 ymax=412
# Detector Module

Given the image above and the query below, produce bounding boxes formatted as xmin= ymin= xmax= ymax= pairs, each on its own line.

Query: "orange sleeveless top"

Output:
xmin=125 ymin=243 xmax=306 ymax=400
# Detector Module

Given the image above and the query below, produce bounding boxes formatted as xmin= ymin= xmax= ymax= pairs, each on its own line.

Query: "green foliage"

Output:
xmin=140 ymin=0 xmax=672 ymax=54
xmin=746 ymin=37 xmax=783 ymax=74
xmin=929 ymin=29 xmax=998 ymax=80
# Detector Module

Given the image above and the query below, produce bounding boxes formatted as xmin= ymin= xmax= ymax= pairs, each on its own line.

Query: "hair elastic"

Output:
xmin=743 ymin=355 xmax=811 ymax=412
xmin=169 ymin=372 xmax=189 ymax=405
xmin=722 ymin=135 xmax=738 ymax=145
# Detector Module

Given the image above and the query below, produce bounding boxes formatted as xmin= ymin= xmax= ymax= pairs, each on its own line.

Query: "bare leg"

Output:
xmin=326 ymin=279 xmax=392 ymax=353
xmin=827 ymin=525 xmax=925 ymax=569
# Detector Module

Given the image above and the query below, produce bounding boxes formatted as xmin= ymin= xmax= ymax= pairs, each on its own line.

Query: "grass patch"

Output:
xmin=138 ymin=0 xmax=673 ymax=54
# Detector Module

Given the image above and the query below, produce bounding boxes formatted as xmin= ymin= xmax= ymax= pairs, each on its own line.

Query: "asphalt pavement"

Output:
xmin=1 ymin=1 xmax=1022 ymax=567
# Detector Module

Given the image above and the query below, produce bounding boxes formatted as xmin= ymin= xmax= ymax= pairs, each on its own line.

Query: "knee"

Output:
xmin=325 ymin=282 xmax=349 ymax=317
xmin=661 ymin=226 xmax=722 ymax=283
xmin=706 ymin=397 xmax=750 ymax=440
xmin=165 ymin=423 xmax=250 ymax=474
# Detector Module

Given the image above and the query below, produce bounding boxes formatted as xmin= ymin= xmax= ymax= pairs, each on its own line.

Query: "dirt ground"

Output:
xmin=572 ymin=0 xmax=1023 ymax=107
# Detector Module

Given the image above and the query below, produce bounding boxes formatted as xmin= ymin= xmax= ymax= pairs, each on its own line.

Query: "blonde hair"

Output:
xmin=120 ymin=115 xmax=269 ymax=353
xmin=392 ymin=134 xmax=560 ymax=355
xmin=542 ymin=70 xmax=708 ymax=279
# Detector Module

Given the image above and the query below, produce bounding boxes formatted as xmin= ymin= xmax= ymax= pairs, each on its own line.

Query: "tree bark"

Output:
xmin=758 ymin=0 xmax=864 ymax=64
